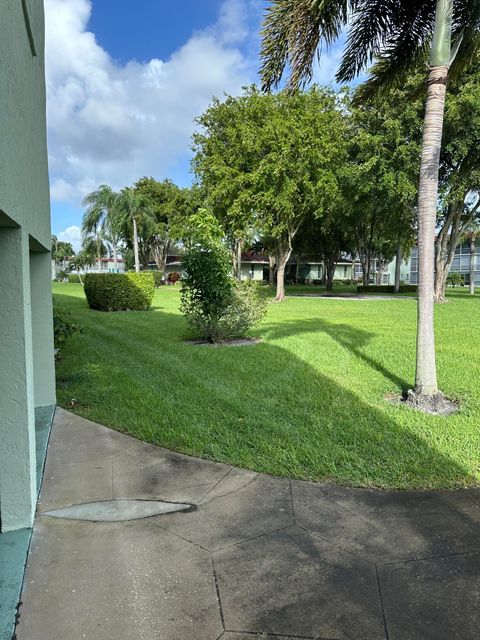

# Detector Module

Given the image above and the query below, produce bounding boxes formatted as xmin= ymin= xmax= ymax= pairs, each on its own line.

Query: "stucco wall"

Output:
xmin=0 ymin=1 xmax=54 ymax=532
xmin=0 ymin=0 xmax=50 ymax=248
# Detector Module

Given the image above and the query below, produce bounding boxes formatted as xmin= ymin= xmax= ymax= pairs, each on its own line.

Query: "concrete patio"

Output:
xmin=16 ymin=408 xmax=480 ymax=640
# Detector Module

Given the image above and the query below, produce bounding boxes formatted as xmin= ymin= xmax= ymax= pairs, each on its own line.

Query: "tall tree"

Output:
xmin=341 ymin=87 xmax=419 ymax=286
xmin=51 ymin=236 xmax=74 ymax=269
xmin=193 ymin=86 xmax=347 ymax=300
xmin=116 ymin=188 xmax=155 ymax=273
xmin=260 ymin=0 xmax=480 ymax=407
xmin=82 ymin=185 xmax=121 ymax=272
xmin=133 ymin=177 xmax=181 ymax=277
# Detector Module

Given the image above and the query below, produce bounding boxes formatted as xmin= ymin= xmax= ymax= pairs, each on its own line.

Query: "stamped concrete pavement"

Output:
xmin=16 ymin=408 xmax=480 ymax=640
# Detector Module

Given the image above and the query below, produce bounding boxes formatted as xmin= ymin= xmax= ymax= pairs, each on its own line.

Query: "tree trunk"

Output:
xmin=133 ymin=217 xmax=140 ymax=273
xmin=360 ymin=257 xmax=369 ymax=286
xmin=268 ymin=254 xmax=275 ymax=286
xmin=325 ymin=261 xmax=335 ymax=291
xmin=275 ymin=248 xmax=292 ymax=301
xmin=236 ymin=238 xmax=243 ymax=281
xmin=414 ymin=64 xmax=449 ymax=398
xmin=470 ymin=234 xmax=475 ymax=295
xmin=433 ymin=240 xmax=456 ymax=302
xmin=152 ymin=239 xmax=169 ymax=279
xmin=112 ymin=241 xmax=118 ymax=273
xmin=394 ymin=244 xmax=402 ymax=293
xmin=434 ymin=257 xmax=448 ymax=301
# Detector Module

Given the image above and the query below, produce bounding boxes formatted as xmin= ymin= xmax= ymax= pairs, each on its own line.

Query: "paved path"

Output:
xmin=17 ymin=409 xmax=480 ymax=640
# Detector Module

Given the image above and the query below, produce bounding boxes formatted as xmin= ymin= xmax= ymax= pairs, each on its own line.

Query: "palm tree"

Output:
xmin=260 ymin=0 xmax=480 ymax=409
xmin=115 ymin=188 xmax=155 ymax=273
xmin=82 ymin=185 xmax=121 ymax=273
xmin=72 ymin=240 xmax=98 ymax=285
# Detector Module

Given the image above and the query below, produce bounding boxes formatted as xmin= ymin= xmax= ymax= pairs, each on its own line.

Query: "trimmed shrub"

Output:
xmin=153 ymin=271 xmax=164 ymax=287
xmin=68 ymin=273 xmax=82 ymax=283
xmin=180 ymin=244 xmax=265 ymax=342
xmin=84 ymin=273 xmax=155 ymax=311
xmin=357 ymin=284 xmax=417 ymax=293
xmin=218 ymin=280 xmax=267 ymax=339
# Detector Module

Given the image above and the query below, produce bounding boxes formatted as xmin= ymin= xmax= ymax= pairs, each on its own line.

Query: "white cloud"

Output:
xmin=45 ymin=0 xmax=256 ymax=206
xmin=57 ymin=224 xmax=82 ymax=251
xmin=45 ymin=0 xmax=346 ymax=219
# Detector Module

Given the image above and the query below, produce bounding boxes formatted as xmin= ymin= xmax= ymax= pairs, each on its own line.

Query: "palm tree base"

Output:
xmin=405 ymin=388 xmax=457 ymax=415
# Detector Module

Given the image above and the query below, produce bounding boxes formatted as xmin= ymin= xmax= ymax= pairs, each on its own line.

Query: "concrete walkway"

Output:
xmin=17 ymin=409 xmax=480 ymax=640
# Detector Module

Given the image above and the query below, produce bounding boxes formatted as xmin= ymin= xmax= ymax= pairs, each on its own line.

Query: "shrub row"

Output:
xmin=68 ymin=273 xmax=82 ymax=283
xmin=84 ymin=273 xmax=155 ymax=311
xmin=357 ymin=284 xmax=417 ymax=293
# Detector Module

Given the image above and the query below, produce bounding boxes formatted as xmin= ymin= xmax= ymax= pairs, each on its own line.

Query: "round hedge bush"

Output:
xmin=84 ymin=273 xmax=155 ymax=311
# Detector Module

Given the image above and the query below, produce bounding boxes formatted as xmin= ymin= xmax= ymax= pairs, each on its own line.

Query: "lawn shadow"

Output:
xmin=260 ymin=316 xmax=410 ymax=393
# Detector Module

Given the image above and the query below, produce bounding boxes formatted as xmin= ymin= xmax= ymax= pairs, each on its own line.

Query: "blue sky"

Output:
xmin=89 ymin=1 xmax=226 ymax=64
xmin=45 ymin=0 xmax=343 ymax=249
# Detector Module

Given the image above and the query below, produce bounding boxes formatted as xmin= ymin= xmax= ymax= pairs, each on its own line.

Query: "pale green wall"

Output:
xmin=241 ymin=263 xmax=264 ymax=281
xmin=0 ymin=1 xmax=54 ymax=532
xmin=0 ymin=0 xmax=50 ymax=248
xmin=0 ymin=229 xmax=37 ymax=531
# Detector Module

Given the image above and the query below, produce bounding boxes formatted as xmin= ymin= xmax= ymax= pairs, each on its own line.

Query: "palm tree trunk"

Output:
xmin=133 ymin=217 xmax=140 ymax=273
xmin=470 ymin=234 xmax=475 ymax=295
xmin=112 ymin=240 xmax=118 ymax=273
xmin=414 ymin=64 xmax=449 ymax=398
xmin=394 ymin=243 xmax=402 ymax=293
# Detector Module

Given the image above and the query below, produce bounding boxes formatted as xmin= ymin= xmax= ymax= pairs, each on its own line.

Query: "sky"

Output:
xmin=46 ymin=0 xmax=344 ymax=250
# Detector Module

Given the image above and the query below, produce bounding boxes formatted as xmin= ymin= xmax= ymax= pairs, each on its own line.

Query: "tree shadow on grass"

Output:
xmin=52 ymin=288 xmax=475 ymax=489
xmin=260 ymin=316 xmax=410 ymax=393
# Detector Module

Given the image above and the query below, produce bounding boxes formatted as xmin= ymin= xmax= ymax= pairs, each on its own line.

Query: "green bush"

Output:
xmin=446 ymin=272 xmax=464 ymax=287
xmin=84 ymin=273 xmax=155 ymax=311
xmin=53 ymin=305 xmax=80 ymax=351
xmin=68 ymin=273 xmax=82 ymax=283
xmin=153 ymin=271 xmax=164 ymax=287
xmin=357 ymin=284 xmax=417 ymax=293
xmin=218 ymin=280 xmax=267 ymax=339
xmin=180 ymin=244 xmax=265 ymax=342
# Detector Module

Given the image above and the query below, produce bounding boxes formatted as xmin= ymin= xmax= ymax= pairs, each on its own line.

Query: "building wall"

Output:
xmin=0 ymin=0 xmax=50 ymax=248
xmin=0 ymin=1 xmax=54 ymax=532
xmin=240 ymin=263 xmax=265 ymax=281
xmin=385 ymin=257 xmax=411 ymax=284
xmin=409 ymin=241 xmax=480 ymax=285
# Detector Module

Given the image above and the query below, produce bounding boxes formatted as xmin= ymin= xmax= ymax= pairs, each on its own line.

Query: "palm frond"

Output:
xmin=260 ymin=0 xmax=351 ymax=92
xmin=260 ymin=0 xmax=480 ymax=94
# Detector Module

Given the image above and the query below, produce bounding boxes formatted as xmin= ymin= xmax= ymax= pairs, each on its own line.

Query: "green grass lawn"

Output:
xmin=53 ymin=282 xmax=480 ymax=490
